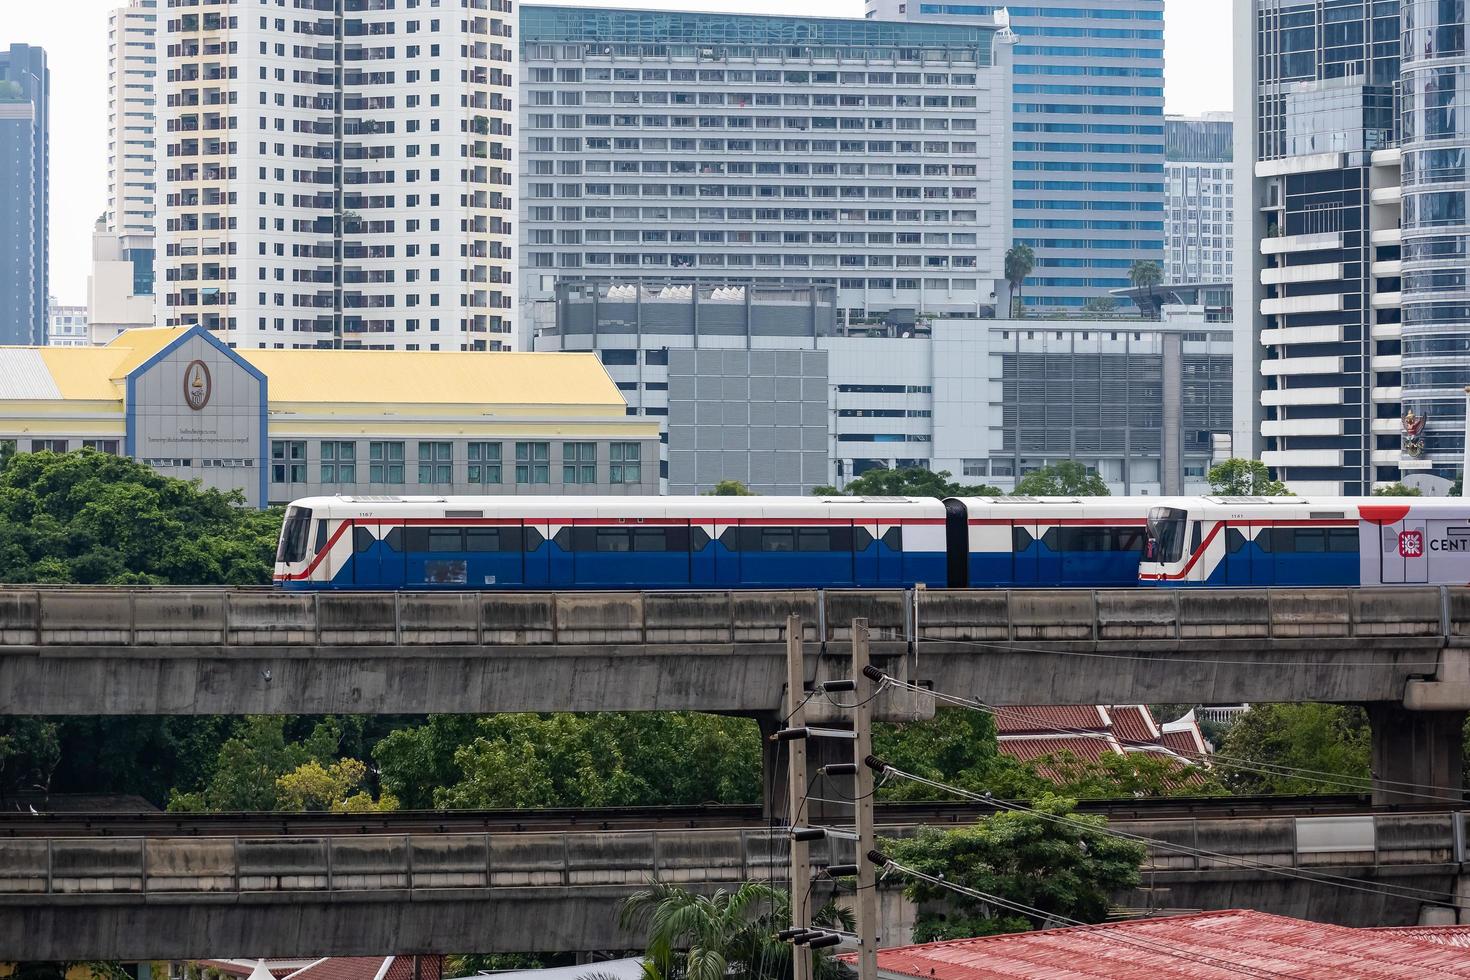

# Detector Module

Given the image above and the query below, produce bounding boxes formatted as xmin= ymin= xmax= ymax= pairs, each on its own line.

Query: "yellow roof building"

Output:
xmin=0 ymin=326 xmax=658 ymax=506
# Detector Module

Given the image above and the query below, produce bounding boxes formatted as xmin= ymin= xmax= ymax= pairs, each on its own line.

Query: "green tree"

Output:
xmin=620 ymin=880 xmax=853 ymax=980
xmin=1206 ymin=458 xmax=1292 ymax=497
xmin=1215 ymin=704 xmax=1371 ymax=796
xmin=1012 ymin=461 xmax=1110 ymax=497
xmin=1129 ymin=259 xmax=1163 ymax=314
xmin=705 ymin=480 xmax=757 ymax=496
xmin=0 ymin=718 xmax=61 ymax=800
xmin=276 ymin=758 xmax=397 ymax=812
xmin=875 ymin=708 xmax=1045 ymax=802
xmin=1454 ymin=472 xmax=1464 ymax=497
xmin=1004 ymin=244 xmax=1035 ymax=317
xmin=1081 ymin=295 xmax=1117 ymax=315
xmin=814 ymin=466 xmax=1001 ymax=498
xmin=1373 ymin=483 xmax=1422 ymax=496
xmin=882 ymin=795 xmax=1146 ymax=941
xmin=0 ymin=450 xmax=280 ymax=585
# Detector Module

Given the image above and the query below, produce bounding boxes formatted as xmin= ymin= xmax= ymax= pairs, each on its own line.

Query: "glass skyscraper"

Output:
xmin=1165 ymin=114 xmax=1234 ymax=286
xmin=0 ymin=44 xmax=49 ymax=346
xmin=866 ymin=0 xmax=1166 ymax=311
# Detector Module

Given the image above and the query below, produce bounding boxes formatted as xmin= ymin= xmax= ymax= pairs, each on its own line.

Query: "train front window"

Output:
xmin=276 ymin=506 xmax=313 ymax=564
xmin=1146 ymin=507 xmax=1187 ymax=563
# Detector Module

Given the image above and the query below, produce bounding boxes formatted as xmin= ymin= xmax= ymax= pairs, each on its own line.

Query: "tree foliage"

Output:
xmin=813 ymin=466 xmax=1001 ymax=498
xmin=1004 ymin=244 xmax=1035 ymax=317
xmin=620 ymin=880 xmax=853 ymax=980
xmin=1129 ymin=259 xmax=1163 ymax=291
xmin=1214 ymin=704 xmax=1371 ymax=796
xmin=882 ymin=795 xmax=1146 ymax=941
xmin=0 ymin=450 xmax=280 ymax=585
xmin=1013 ymin=461 xmax=1110 ymax=497
xmin=1082 ymin=295 xmax=1117 ymax=314
xmin=704 ymin=480 xmax=757 ymax=496
xmin=1206 ymin=458 xmax=1292 ymax=497
xmin=1373 ymin=483 xmax=1422 ymax=496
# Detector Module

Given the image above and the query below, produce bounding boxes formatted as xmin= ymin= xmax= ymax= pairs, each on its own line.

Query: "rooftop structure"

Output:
xmin=853 ymin=909 xmax=1470 ymax=979
xmin=0 ymin=326 xmax=659 ymax=505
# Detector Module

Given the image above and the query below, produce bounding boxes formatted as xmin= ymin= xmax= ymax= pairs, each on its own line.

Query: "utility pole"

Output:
xmin=786 ymin=613 xmax=812 ymax=980
xmin=852 ymin=617 xmax=878 ymax=980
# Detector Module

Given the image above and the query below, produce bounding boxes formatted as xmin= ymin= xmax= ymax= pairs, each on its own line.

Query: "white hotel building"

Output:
xmin=517 ymin=6 xmax=1013 ymax=331
xmin=158 ymin=0 xmax=518 ymax=351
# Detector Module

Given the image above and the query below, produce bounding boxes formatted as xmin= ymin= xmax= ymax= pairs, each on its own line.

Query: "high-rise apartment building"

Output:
xmin=1165 ymin=113 xmax=1233 ymax=286
xmin=0 ymin=44 xmax=49 ymax=346
xmin=517 ymin=7 xmax=1012 ymax=335
xmin=91 ymin=1 xmax=160 ymax=341
xmin=867 ymin=0 xmax=1166 ymax=311
xmin=1234 ymin=0 xmax=1407 ymax=494
xmin=159 ymin=0 xmax=517 ymax=351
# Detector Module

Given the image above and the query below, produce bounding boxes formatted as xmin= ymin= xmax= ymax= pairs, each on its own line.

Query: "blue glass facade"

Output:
xmin=0 ymin=44 xmax=48 ymax=346
xmin=871 ymin=0 xmax=1165 ymax=309
xmin=1398 ymin=0 xmax=1470 ymax=475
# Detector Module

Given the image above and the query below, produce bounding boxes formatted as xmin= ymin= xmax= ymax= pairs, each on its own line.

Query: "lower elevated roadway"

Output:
xmin=1 ymin=803 xmax=1466 ymax=960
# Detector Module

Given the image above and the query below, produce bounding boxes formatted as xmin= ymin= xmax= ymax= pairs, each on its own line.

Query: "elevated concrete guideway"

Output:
xmin=2 ymin=810 xmax=1466 ymax=960
xmin=1 ymin=586 xmax=1468 ymax=714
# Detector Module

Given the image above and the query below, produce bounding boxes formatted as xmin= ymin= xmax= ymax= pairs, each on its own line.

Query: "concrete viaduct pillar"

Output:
xmin=1365 ymin=703 xmax=1466 ymax=806
xmin=759 ymin=713 xmax=859 ymax=826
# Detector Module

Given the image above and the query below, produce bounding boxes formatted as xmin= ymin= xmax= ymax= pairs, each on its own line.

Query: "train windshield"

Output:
xmin=276 ymin=506 xmax=313 ymax=564
xmin=1145 ymin=507 xmax=1187 ymax=563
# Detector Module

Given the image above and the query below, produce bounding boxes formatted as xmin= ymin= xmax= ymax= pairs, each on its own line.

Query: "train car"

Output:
xmin=1138 ymin=496 xmax=1470 ymax=587
xmin=944 ymin=496 xmax=1169 ymax=588
xmin=273 ymin=494 xmax=949 ymax=591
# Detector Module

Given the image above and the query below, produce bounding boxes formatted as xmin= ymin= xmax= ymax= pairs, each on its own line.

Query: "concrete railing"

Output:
xmin=0 ymin=813 xmax=1459 ymax=898
xmin=0 ymin=586 xmax=1460 ymax=648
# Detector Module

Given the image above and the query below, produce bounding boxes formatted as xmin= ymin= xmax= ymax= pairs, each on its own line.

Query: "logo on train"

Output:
xmin=183 ymin=359 xmax=212 ymax=411
xmin=1399 ymin=529 xmax=1424 ymax=559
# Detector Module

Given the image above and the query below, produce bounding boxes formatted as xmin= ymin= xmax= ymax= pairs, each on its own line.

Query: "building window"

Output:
xmin=418 ymin=441 xmax=452 ymax=484
xmin=271 ymin=440 xmax=306 ymax=484
xmin=321 ymin=441 xmax=356 ymax=484
xmin=516 ymin=441 xmax=550 ymax=485
xmin=31 ymin=439 xmax=68 ymax=453
xmin=468 ymin=441 xmax=502 ymax=484
xmin=610 ymin=442 xmax=641 ymax=484
xmin=962 ymin=458 xmax=988 ymax=477
xmin=563 ymin=442 xmax=597 ymax=484
xmin=369 ymin=441 xmax=405 ymax=484
xmin=82 ymin=440 xmax=120 ymax=455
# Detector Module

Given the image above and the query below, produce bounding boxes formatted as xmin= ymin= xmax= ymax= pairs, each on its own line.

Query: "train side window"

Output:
xmin=632 ymin=528 xmax=667 ymax=552
xmin=719 ymin=527 xmax=741 ymax=551
xmin=1327 ymin=528 xmax=1358 ymax=553
xmin=524 ymin=527 xmax=545 ymax=552
xmin=1225 ymin=527 xmax=1247 ymax=554
xmin=354 ymin=526 xmax=376 ymax=553
xmin=466 ymin=528 xmax=502 ymax=552
xmin=597 ymin=529 xmax=632 ymax=552
xmin=554 ymin=527 xmax=573 ymax=550
xmin=1189 ymin=522 xmax=1202 ymax=553
xmin=1254 ymin=528 xmax=1272 ymax=553
xmin=1116 ymin=528 xmax=1146 ymax=552
xmin=762 ymin=528 xmax=796 ymax=552
xmin=691 ymin=527 xmax=711 ymax=551
xmin=404 ymin=527 xmax=430 ymax=552
xmin=429 ymin=528 xmax=463 ymax=552
xmin=314 ymin=520 xmax=329 ymax=554
xmin=383 ymin=527 xmax=404 ymax=552
xmin=1294 ymin=528 xmax=1326 ymax=553
xmin=1012 ymin=526 xmax=1033 ymax=551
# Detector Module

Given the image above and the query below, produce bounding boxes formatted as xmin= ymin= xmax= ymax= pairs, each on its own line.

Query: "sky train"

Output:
xmin=273 ymin=494 xmax=1470 ymax=591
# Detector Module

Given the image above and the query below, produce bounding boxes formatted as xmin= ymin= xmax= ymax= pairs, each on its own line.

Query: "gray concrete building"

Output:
xmin=534 ymin=280 xmax=1230 ymax=495
xmin=0 ymin=44 xmax=49 ymax=346
xmin=517 ymin=6 xmax=1013 ymax=343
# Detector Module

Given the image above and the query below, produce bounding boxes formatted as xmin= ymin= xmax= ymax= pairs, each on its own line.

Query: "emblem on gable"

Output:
xmin=184 ymin=360 xmax=212 ymax=411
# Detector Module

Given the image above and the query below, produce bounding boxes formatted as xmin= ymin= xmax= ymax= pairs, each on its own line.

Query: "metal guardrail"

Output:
xmin=0 ymin=586 xmax=1459 ymax=648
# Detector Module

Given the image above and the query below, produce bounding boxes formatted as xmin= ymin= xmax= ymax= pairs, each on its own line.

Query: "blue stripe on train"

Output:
xmin=1154 ymin=542 xmax=1362 ymax=588
xmin=969 ymin=545 xmax=1144 ymax=589
xmin=283 ymin=540 xmax=949 ymax=591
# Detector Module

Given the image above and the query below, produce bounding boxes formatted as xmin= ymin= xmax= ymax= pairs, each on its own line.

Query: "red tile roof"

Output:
xmin=1160 ymin=727 xmax=1207 ymax=758
xmin=1108 ymin=705 xmax=1159 ymax=745
xmin=994 ymin=705 xmax=1109 ymax=735
xmin=997 ymin=734 xmax=1121 ymax=763
xmin=1372 ymin=925 xmax=1470 ymax=949
xmin=855 ymin=910 xmax=1470 ymax=979
xmin=285 ymin=957 xmax=442 ymax=980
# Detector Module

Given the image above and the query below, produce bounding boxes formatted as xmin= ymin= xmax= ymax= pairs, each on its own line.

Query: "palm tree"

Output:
xmin=1129 ymin=259 xmax=1163 ymax=317
xmin=1004 ymin=244 xmax=1035 ymax=318
xmin=620 ymin=879 xmax=854 ymax=980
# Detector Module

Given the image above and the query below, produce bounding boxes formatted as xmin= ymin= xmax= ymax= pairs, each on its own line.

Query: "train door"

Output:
xmin=1011 ymin=523 xmax=1039 ymax=586
xmin=853 ymin=522 xmax=880 ymax=587
xmin=1222 ymin=523 xmax=1253 ymax=586
xmin=356 ymin=524 xmax=407 ymax=588
xmin=1379 ymin=517 xmax=1429 ymax=584
xmin=523 ymin=523 xmax=552 ymax=588
xmin=1034 ymin=524 xmax=1063 ymax=586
